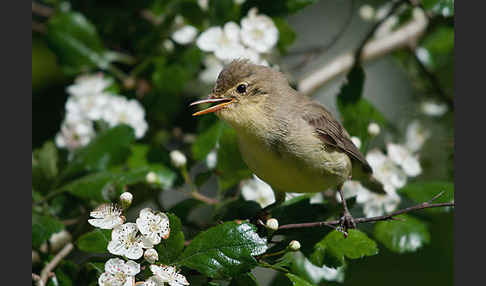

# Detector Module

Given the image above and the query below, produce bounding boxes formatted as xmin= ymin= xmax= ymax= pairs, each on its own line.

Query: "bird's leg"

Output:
xmin=336 ymin=182 xmax=356 ymax=237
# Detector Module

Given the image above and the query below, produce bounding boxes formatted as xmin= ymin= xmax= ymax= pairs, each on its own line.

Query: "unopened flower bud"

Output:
xmin=289 ymin=240 xmax=301 ymax=251
xmin=49 ymin=230 xmax=72 ymax=253
xmin=170 ymin=150 xmax=187 ymax=168
xmin=368 ymin=122 xmax=381 ymax=136
xmin=359 ymin=5 xmax=375 ymax=21
xmin=144 ymin=248 xmax=159 ymax=263
xmin=120 ymin=192 xmax=133 ymax=209
xmin=265 ymin=218 xmax=279 ymax=231
xmin=146 ymin=171 xmax=158 ymax=184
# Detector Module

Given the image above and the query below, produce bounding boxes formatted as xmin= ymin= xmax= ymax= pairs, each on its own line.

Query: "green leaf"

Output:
xmin=374 ymin=215 xmax=430 ymax=253
xmin=192 ymin=121 xmax=224 ymax=161
xmin=216 ymin=123 xmax=252 ymax=191
xmin=423 ymin=0 xmax=454 ymax=17
xmin=310 ymin=229 xmax=378 ymax=268
xmin=61 ymin=125 xmax=136 ymax=180
xmin=209 ymin=0 xmax=240 ymax=25
xmin=274 ymin=18 xmax=296 ymax=54
xmin=46 ymin=11 xmax=109 ymax=74
xmin=177 ymin=221 xmax=268 ymax=278
xmin=230 ymin=273 xmax=259 ymax=286
xmin=62 ymin=165 xmax=175 ymax=202
xmin=32 ymin=213 xmax=64 ymax=249
xmin=337 ymin=67 xmax=386 ymax=148
xmin=399 ymin=181 xmax=454 ymax=213
xmin=285 ymin=273 xmax=317 ymax=286
xmin=76 ymin=229 xmax=111 ymax=253
xmin=156 ymin=213 xmax=185 ymax=264
xmin=32 ymin=141 xmax=59 ymax=191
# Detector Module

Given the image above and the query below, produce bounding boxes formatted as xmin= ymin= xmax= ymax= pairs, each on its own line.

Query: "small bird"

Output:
xmin=190 ymin=60 xmax=385 ymax=230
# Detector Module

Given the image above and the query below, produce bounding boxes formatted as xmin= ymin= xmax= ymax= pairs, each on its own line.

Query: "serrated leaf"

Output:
xmin=61 ymin=125 xmax=136 ymax=180
xmin=76 ymin=229 xmax=111 ymax=253
xmin=176 ymin=222 xmax=268 ymax=278
xmin=62 ymin=165 xmax=175 ymax=202
xmin=374 ymin=215 xmax=430 ymax=253
xmin=46 ymin=11 xmax=110 ymax=74
xmin=156 ymin=213 xmax=185 ymax=264
xmin=399 ymin=181 xmax=454 ymax=213
xmin=32 ymin=213 xmax=64 ymax=249
xmin=285 ymin=273 xmax=317 ymax=286
xmin=310 ymin=229 xmax=378 ymax=268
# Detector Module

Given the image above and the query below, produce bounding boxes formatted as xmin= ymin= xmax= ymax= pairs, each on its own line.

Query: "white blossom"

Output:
xmin=351 ymin=136 xmax=362 ymax=149
xmin=197 ymin=0 xmax=208 ymax=10
xmin=235 ymin=0 xmax=246 ymax=4
xmin=387 ymin=143 xmax=422 ymax=177
xmin=405 ymin=120 xmax=430 ymax=152
xmin=241 ymin=174 xmax=276 ymax=208
xmin=101 ymin=96 xmax=148 ymax=139
xmin=359 ymin=5 xmax=375 ymax=21
xmin=197 ymin=22 xmax=245 ymax=61
xmin=55 ymin=118 xmax=96 ymax=151
xmin=144 ymin=248 xmax=159 ymax=263
xmin=65 ymin=92 xmax=112 ymax=121
xmin=88 ymin=203 xmax=125 ymax=229
xmin=107 ymin=223 xmax=153 ymax=259
xmin=150 ymin=265 xmax=189 ymax=286
xmin=337 ymin=180 xmax=370 ymax=204
xmin=136 ymin=208 xmax=170 ymax=245
xmin=361 ymin=191 xmax=401 ymax=218
xmin=199 ymin=55 xmax=224 ymax=84
xmin=366 ymin=149 xmax=407 ymax=193
xmin=170 ymin=150 xmax=187 ymax=168
xmin=172 ymin=25 xmax=198 ymax=45
xmin=421 ymin=101 xmax=448 ymax=116
xmin=416 ymin=47 xmax=431 ymax=66
xmin=240 ymin=8 xmax=278 ymax=53
xmin=368 ymin=122 xmax=381 ymax=136
xmin=66 ymin=73 xmax=112 ymax=98
xmin=143 ymin=276 xmax=165 ymax=286
xmin=98 ymin=258 xmax=140 ymax=286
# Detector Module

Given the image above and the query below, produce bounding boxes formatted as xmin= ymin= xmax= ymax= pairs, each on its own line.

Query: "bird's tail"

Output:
xmin=352 ymin=163 xmax=387 ymax=194
xmin=360 ymin=175 xmax=387 ymax=194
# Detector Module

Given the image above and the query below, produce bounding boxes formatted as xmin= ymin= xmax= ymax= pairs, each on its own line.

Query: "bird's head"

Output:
xmin=190 ymin=59 xmax=291 ymax=127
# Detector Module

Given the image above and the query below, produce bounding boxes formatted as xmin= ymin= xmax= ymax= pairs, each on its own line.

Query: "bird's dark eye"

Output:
xmin=236 ymin=83 xmax=247 ymax=94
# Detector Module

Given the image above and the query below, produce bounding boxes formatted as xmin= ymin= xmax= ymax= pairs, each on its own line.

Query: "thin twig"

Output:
xmin=298 ymin=5 xmax=428 ymax=95
xmin=278 ymin=192 xmax=454 ymax=230
xmin=354 ymin=0 xmax=406 ymax=63
xmin=36 ymin=243 xmax=74 ymax=286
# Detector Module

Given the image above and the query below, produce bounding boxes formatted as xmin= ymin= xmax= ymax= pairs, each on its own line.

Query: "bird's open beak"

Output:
xmin=189 ymin=95 xmax=235 ymax=116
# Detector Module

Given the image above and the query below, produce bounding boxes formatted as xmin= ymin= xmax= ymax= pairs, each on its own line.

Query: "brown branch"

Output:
xmin=190 ymin=191 xmax=219 ymax=205
xmin=35 ymin=243 xmax=74 ymax=286
xmin=354 ymin=0 xmax=406 ymax=63
xmin=297 ymin=3 xmax=428 ymax=96
xmin=32 ymin=2 xmax=54 ymax=18
xmin=278 ymin=191 xmax=454 ymax=231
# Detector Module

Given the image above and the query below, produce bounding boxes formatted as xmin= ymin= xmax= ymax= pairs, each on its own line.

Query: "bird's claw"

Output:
xmin=336 ymin=212 xmax=356 ymax=238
